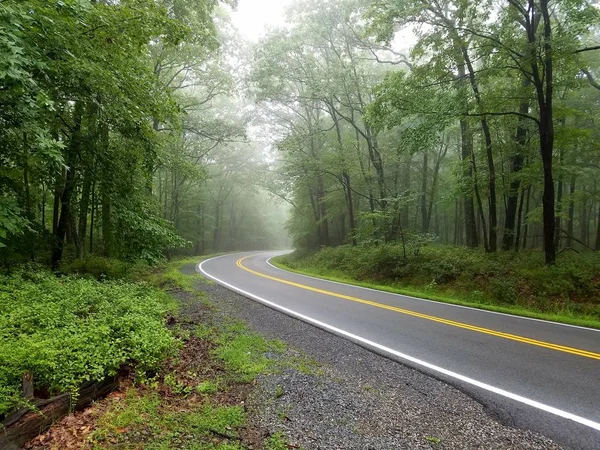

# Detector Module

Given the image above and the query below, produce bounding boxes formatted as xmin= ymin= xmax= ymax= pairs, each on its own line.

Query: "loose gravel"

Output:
xmin=182 ymin=263 xmax=561 ymax=450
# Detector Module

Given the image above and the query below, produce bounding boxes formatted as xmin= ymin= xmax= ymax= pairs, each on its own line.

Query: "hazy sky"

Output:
xmin=231 ymin=0 xmax=293 ymax=41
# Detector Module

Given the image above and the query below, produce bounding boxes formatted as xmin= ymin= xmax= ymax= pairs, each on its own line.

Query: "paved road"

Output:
xmin=198 ymin=251 xmax=600 ymax=449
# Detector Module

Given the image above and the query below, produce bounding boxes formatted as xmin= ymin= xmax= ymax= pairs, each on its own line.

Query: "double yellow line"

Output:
xmin=236 ymin=257 xmax=600 ymax=361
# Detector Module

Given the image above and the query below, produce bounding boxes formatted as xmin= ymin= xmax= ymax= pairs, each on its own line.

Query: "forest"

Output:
xmin=258 ymin=0 xmax=600 ymax=324
xmin=259 ymin=0 xmax=600 ymax=265
xmin=0 ymin=0 xmax=288 ymax=269
xmin=1 ymin=0 xmax=599 ymax=267
xmin=1 ymin=0 xmax=600 ymax=447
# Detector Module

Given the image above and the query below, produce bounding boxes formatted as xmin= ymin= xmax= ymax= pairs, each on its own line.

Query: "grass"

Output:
xmin=274 ymin=385 xmax=284 ymax=398
xmin=196 ymin=380 xmax=220 ymax=395
xmin=213 ymin=321 xmax=287 ymax=382
xmin=89 ymin=388 xmax=246 ymax=449
xmin=62 ymin=254 xmax=219 ymax=291
xmin=272 ymin=246 xmax=600 ymax=329
xmin=139 ymin=255 xmax=219 ymax=292
xmin=197 ymin=320 xmax=319 ymax=382
xmin=264 ymin=432 xmax=294 ymax=450
xmin=425 ymin=435 xmax=441 ymax=445
xmin=84 ymin=316 xmax=305 ymax=449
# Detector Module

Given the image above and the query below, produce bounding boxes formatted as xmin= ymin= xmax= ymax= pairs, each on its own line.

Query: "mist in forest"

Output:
xmin=1 ymin=0 xmax=599 ymax=267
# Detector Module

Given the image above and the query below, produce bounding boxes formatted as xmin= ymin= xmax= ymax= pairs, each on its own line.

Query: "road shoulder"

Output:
xmin=195 ymin=264 xmax=560 ymax=449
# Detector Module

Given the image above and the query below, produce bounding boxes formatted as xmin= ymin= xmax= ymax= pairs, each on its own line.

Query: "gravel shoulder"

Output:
xmin=183 ymin=263 xmax=561 ymax=450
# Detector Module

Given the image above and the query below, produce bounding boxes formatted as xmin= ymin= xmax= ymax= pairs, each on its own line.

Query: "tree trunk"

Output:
xmin=22 ymin=132 xmax=34 ymax=260
xmin=595 ymin=205 xmax=600 ymax=251
xmin=99 ymin=123 xmax=112 ymax=257
xmin=540 ymin=120 xmax=555 ymax=263
xmin=367 ymin=131 xmax=386 ymax=209
xmin=317 ymin=175 xmax=329 ymax=247
xmin=554 ymin=145 xmax=564 ymax=250
xmin=51 ymin=103 xmax=83 ymax=270
xmin=101 ymin=188 xmax=112 ymax=257
xmin=470 ymin=144 xmax=489 ymax=251
xmin=400 ymin=152 xmax=411 ymax=229
xmin=330 ymin=105 xmax=356 ymax=246
xmin=502 ymin=89 xmax=529 ymax=250
xmin=421 ymin=151 xmax=429 ymax=233
xmin=460 ymin=119 xmax=478 ymax=248
xmin=566 ymin=176 xmax=576 ymax=247
xmin=538 ymin=0 xmax=556 ymax=264
xmin=515 ymin=185 xmax=525 ymax=252
xmin=78 ymin=167 xmax=92 ymax=256
xmin=343 ymin=172 xmax=357 ymax=246
xmin=89 ymin=179 xmax=96 ymax=254
xmin=426 ymin=144 xmax=447 ymax=235
xmin=213 ymin=203 xmax=222 ymax=252
xmin=41 ymin=183 xmax=47 ymax=231
xmin=460 ymin=44 xmax=497 ymax=251
xmin=522 ymin=186 xmax=532 ymax=249
xmin=51 ymin=164 xmax=77 ymax=269
xmin=52 ymin=168 xmax=65 ymax=236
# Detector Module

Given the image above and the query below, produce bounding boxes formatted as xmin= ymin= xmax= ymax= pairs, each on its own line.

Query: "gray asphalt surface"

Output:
xmin=198 ymin=251 xmax=600 ymax=449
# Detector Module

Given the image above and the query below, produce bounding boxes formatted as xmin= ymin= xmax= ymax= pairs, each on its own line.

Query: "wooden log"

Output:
xmin=0 ymin=377 xmax=117 ymax=449
xmin=22 ymin=373 xmax=33 ymax=400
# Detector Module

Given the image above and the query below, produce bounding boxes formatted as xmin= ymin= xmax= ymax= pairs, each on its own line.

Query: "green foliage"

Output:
xmin=112 ymin=199 xmax=191 ymax=264
xmin=264 ymin=432 xmax=291 ymax=450
xmin=140 ymin=257 xmax=211 ymax=292
xmin=213 ymin=322 xmax=286 ymax=382
xmin=90 ymin=388 xmax=246 ymax=449
xmin=0 ymin=199 xmax=29 ymax=248
xmin=0 ymin=0 xmax=224 ymax=265
xmin=425 ymin=435 xmax=441 ymax=445
xmin=282 ymin=244 xmax=410 ymax=280
xmin=274 ymin=385 xmax=284 ymax=398
xmin=62 ymin=255 xmax=137 ymax=280
xmin=278 ymin=246 xmax=600 ymax=324
xmin=196 ymin=380 xmax=220 ymax=395
xmin=0 ymin=270 xmax=177 ymax=416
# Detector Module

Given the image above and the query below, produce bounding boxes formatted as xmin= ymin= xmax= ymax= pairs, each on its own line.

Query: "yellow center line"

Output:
xmin=236 ymin=256 xmax=600 ymax=361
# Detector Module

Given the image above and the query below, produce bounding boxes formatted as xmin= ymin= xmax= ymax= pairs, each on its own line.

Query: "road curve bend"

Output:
xmin=198 ymin=251 xmax=600 ymax=449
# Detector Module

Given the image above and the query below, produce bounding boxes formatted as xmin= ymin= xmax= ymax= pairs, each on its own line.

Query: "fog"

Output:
xmin=1 ymin=0 xmax=599 ymax=266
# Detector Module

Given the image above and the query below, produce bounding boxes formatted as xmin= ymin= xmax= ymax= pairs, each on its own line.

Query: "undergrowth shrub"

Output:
xmin=62 ymin=255 xmax=138 ymax=280
xmin=0 ymin=270 xmax=177 ymax=417
xmin=280 ymin=245 xmax=600 ymax=318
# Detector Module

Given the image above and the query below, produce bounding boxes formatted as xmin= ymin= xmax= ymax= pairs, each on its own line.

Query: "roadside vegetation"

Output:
xmin=2 ymin=0 xmax=600 ymax=446
xmin=78 ymin=320 xmax=291 ymax=450
xmin=0 ymin=255 xmax=203 ymax=423
xmin=0 ymin=267 xmax=177 ymax=417
xmin=10 ymin=258 xmax=307 ymax=449
xmin=256 ymin=0 xmax=600 ymax=328
xmin=275 ymin=246 xmax=600 ymax=328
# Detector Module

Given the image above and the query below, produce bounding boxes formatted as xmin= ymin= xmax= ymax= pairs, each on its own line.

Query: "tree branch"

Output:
xmin=581 ymin=68 xmax=600 ymax=91
xmin=462 ymin=111 xmax=540 ymax=125
xmin=574 ymin=45 xmax=600 ymax=54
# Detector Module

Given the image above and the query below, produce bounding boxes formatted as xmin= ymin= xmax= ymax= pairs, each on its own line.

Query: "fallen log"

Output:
xmin=0 ymin=377 xmax=118 ymax=449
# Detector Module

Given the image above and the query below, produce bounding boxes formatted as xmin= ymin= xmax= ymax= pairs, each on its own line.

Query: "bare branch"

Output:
xmin=581 ymin=68 xmax=600 ymax=91
xmin=463 ymin=111 xmax=540 ymax=125
xmin=574 ymin=45 xmax=600 ymax=54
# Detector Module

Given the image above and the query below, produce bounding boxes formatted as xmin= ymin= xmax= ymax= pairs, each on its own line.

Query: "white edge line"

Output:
xmin=198 ymin=254 xmax=600 ymax=432
xmin=264 ymin=255 xmax=600 ymax=333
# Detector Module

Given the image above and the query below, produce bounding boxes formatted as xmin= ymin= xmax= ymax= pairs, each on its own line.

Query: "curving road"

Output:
xmin=198 ymin=251 xmax=600 ymax=449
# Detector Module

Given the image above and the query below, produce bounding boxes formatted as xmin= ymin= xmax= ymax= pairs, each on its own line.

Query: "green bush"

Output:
xmin=0 ymin=270 xmax=177 ymax=417
xmin=280 ymin=245 xmax=600 ymax=320
xmin=61 ymin=255 xmax=136 ymax=280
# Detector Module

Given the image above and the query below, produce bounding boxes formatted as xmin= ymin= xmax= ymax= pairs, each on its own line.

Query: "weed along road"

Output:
xmin=199 ymin=251 xmax=600 ymax=449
